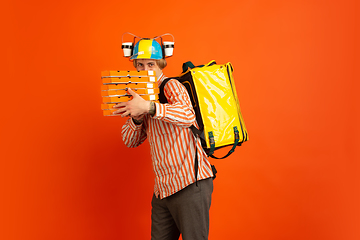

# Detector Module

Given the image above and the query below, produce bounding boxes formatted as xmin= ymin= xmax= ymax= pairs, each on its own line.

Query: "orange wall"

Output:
xmin=1 ymin=0 xmax=359 ymax=239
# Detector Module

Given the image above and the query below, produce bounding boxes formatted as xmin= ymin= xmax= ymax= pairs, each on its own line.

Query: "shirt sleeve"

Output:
xmin=152 ymin=79 xmax=196 ymax=128
xmin=121 ymin=117 xmax=147 ymax=148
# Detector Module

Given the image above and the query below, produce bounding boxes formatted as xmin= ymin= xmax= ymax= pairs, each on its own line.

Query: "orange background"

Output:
xmin=1 ymin=0 xmax=359 ymax=239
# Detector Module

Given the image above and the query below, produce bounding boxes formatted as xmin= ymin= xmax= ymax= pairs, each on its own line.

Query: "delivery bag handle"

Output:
xmin=182 ymin=60 xmax=217 ymax=73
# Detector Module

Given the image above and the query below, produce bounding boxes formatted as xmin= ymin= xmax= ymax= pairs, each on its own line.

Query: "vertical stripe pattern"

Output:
xmin=122 ymin=74 xmax=213 ymax=199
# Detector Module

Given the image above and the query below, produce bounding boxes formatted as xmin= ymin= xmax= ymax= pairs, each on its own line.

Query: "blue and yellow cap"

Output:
xmin=130 ymin=39 xmax=163 ymax=60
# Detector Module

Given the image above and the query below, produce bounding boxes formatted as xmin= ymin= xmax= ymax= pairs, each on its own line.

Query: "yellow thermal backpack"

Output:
xmin=159 ymin=60 xmax=249 ymax=159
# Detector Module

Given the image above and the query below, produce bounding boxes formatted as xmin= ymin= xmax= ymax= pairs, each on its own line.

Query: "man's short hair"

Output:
xmin=133 ymin=59 xmax=167 ymax=70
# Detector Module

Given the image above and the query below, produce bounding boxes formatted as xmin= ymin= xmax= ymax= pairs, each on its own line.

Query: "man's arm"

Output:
xmin=115 ymin=81 xmax=196 ymax=130
xmin=112 ymin=88 xmax=152 ymax=119
xmin=151 ymin=79 xmax=196 ymax=128
xmin=121 ymin=116 xmax=147 ymax=148
xmin=149 ymin=101 xmax=156 ymax=116
xmin=112 ymin=88 xmax=150 ymax=148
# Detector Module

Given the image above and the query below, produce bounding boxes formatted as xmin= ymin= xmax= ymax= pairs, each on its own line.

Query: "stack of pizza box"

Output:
xmin=101 ymin=70 xmax=159 ymax=116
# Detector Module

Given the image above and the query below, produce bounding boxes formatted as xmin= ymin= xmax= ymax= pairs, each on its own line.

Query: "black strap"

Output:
xmin=159 ymin=78 xmax=202 ymax=185
xmin=209 ymin=146 xmax=240 ymax=159
xmin=211 ymin=165 xmax=217 ymax=180
xmin=158 ymin=78 xmax=172 ymax=103
xmin=208 ymin=126 xmax=240 ymax=159
xmin=194 ymin=149 xmax=198 ymax=186
xmin=189 ymin=125 xmax=205 ymax=142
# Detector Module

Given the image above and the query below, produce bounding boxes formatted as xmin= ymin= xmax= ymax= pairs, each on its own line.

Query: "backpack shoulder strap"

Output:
xmin=159 ymin=77 xmax=178 ymax=104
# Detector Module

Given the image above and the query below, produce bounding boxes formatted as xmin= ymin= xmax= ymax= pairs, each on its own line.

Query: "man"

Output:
xmin=113 ymin=38 xmax=214 ymax=240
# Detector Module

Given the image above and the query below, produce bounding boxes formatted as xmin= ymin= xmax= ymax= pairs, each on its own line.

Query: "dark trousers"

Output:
xmin=151 ymin=178 xmax=213 ymax=240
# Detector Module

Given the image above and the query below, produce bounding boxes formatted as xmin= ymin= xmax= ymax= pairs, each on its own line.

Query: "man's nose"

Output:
xmin=144 ymin=65 xmax=149 ymax=70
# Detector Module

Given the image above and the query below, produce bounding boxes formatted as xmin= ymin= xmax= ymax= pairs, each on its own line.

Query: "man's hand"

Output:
xmin=112 ymin=88 xmax=151 ymax=119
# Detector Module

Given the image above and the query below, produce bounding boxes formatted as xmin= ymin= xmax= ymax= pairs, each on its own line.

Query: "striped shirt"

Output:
xmin=121 ymin=74 xmax=213 ymax=199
